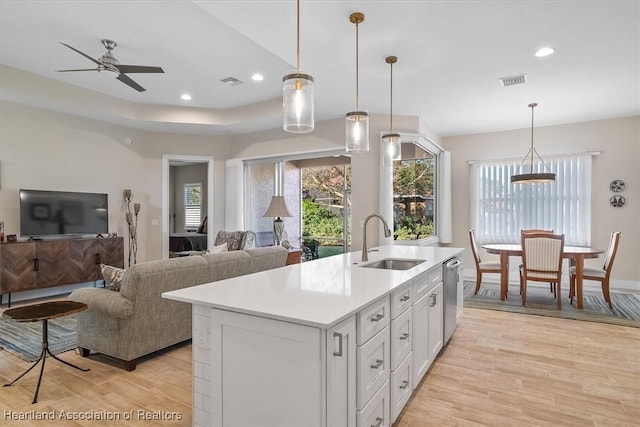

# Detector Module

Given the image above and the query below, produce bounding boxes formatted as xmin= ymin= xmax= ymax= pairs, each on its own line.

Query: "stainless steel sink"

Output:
xmin=358 ymin=258 xmax=426 ymax=271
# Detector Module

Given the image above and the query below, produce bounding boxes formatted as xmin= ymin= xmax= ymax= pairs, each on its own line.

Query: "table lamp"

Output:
xmin=263 ymin=196 xmax=292 ymax=246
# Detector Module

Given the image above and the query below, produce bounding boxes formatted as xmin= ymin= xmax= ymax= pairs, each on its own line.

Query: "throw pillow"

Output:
xmin=101 ymin=263 xmax=127 ymax=292
xmin=209 ymin=242 xmax=228 ymax=254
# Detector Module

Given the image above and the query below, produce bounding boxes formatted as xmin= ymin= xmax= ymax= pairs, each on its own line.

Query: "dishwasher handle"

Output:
xmin=445 ymin=259 xmax=462 ymax=269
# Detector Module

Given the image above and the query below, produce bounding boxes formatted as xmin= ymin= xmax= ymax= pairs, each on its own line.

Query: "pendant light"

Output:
xmin=283 ymin=0 xmax=314 ymax=133
xmin=381 ymin=56 xmax=401 ymax=162
xmin=345 ymin=12 xmax=369 ymax=153
xmin=511 ymin=102 xmax=556 ymax=184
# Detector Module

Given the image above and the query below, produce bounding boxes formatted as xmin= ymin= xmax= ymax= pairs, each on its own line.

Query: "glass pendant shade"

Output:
xmin=283 ymin=71 xmax=314 ymax=133
xmin=346 ymin=111 xmax=370 ymax=152
xmin=382 ymin=132 xmax=401 ymax=163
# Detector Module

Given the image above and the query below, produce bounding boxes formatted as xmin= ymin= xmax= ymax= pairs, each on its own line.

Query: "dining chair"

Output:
xmin=569 ymin=231 xmax=621 ymax=309
xmin=520 ymin=232 xmax=565 ymax=308
xmin=468 ymin=229 xmax=501 ymax=295
xmin=520 ymin=229 xmax=556 ymax=296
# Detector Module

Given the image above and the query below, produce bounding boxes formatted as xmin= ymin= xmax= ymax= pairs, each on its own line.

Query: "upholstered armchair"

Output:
xmin=214 ymin=230 xmax=257 ymax=251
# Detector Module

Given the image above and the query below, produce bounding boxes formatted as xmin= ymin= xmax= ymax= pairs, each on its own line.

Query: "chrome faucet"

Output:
xmin=361 ymin=214 xmax=392 ymax=262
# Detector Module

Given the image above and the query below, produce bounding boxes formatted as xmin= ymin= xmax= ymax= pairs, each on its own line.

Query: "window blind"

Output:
xmin=470 ymin=153 xmax=592 ymax=246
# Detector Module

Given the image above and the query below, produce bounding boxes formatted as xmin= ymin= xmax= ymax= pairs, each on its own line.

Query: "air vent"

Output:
xmin=499 ymin=74 xmax=526 ymax=87
xmin=220 ymin=76 xmax=244 ymax=86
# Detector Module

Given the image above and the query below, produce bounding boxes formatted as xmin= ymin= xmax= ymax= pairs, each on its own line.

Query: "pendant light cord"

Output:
xmin=296 ymin=0 xmax=300 ymax=72
xmin=355 ymin=20 xmax=359 ymax=111
xmin=389 ymin=60 xmax=394 ymax=133
xmin=530 ymin=103 xmax=535 ymax=171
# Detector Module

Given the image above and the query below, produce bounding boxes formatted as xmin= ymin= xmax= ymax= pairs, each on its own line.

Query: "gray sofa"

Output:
xmin=69 ymin=246 xmax=287 ymax=370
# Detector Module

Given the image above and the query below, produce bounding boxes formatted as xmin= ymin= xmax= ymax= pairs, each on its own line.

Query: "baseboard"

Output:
xmin=464 ymin=268 xmax=640 ymax=295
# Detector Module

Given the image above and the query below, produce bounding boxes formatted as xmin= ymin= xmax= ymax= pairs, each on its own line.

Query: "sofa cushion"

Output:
xmin=245 ymin=246 xmax=288 ymax=273
xmin=101 ymin=263 xmax=127 ymax=291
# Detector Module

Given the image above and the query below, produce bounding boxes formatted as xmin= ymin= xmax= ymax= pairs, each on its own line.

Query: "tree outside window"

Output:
xmin=393 ymin=145 xmax=436 ymax=240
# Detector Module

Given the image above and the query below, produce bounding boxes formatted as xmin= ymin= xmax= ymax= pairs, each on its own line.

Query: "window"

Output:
xmin=393 ymin=143 xmax=437 ymax=240
xmin=471 ymin=153 xmax=592 ymax=246
xmin=184 ymin=183 xmax=202 ymax=230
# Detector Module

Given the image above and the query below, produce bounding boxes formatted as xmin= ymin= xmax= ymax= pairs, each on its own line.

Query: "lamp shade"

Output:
xmin=382 ymin=132 xmax=401 ymax=163
xmin=283 ymin=71 xmax=315 ymax=133
xmin=346 ymin=111 xmax=370 ymax=152
xmin=263 ymin=196 xmax=292 ymax=218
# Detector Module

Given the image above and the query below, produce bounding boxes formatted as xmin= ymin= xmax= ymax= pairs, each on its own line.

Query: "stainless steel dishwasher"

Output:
xmin=443 ymin=256 xmax=463 ymax=344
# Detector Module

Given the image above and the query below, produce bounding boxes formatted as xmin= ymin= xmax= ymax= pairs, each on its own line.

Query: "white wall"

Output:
xmin=442 ymin=116 xmax=640 ymax=288
xmin=0 ymin=100 xmax=230 ymax=263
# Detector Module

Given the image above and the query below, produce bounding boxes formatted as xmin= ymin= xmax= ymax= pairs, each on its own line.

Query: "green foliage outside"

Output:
xmin=394 ymin=215 xmax=434 ymax=240
xmin=393 ymin=157 xmax=435 ymax=240
xmin=301 ymin=198 xmax=343 ymax=240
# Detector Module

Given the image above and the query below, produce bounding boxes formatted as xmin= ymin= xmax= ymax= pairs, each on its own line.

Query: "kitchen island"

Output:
xmin=163 ymin=244 xmax=464 ymax=427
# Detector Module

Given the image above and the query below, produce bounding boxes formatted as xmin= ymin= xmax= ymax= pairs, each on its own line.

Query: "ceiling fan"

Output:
xmin=57 ymin=39 xmax=164 ymax=92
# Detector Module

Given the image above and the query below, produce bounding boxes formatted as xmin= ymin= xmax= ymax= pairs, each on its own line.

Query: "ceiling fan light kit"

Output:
xmin=511 ymin=102 xmax=556 ymax=184
xmin=57 ymin=39 xmax=164 ymax=92
xmin=283 ymin=0 xmax=314 ymax=133
xmin=345 ymin=12 xmax=369 ymax=153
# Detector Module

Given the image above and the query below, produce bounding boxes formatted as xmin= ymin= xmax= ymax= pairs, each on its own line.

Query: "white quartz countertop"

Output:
xmin=163 ymin=245 xmax=464 ymax=329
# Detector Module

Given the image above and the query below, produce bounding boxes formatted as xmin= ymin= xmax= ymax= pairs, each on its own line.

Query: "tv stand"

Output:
xmin=0 ymin=236 xmax=124 ymax=307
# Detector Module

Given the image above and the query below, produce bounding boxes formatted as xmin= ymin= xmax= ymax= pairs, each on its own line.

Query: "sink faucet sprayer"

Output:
xmin=361 ymin=214 xmax=392 ymax=262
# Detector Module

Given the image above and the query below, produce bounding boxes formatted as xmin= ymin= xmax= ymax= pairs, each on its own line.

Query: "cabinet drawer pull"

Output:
xmin=370 ymin=313 xmax=384 ymax=322
xmin=400 ymin=332 xmax=409 ymax=340
xmin=371 ymin=417 xmax=384 ymax=427
xmin=333 ymin=332 xmax=343 ymax=357
xmin=370 ymin=359 xmax=383 ymax=369
xmin=429 ymin=293 xmax=437 ymax=307
xmin=33 ymin=258 xmax=39 ymax=272
xmin=399 ymin=380 xmax=410 ymax=389
xmin=400 ymin=295 xmax=410 ymax=302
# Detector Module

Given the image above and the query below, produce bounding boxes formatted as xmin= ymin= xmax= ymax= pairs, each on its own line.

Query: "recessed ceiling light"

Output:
xmin=535 ymin=47 xmax=555 ymax=57
xmin=181 ymin=93 xmax=192 ymax=101
xmin=251 ymin=73 xmax=264 ymax=81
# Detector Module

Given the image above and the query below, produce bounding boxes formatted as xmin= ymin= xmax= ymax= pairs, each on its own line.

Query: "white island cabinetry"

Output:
xmin=164 ymin=245 xmax=464 ymax=427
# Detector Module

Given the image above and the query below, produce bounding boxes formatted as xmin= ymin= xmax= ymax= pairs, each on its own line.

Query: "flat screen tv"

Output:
xmin=19 ymin=189 xmax=109 ymax=237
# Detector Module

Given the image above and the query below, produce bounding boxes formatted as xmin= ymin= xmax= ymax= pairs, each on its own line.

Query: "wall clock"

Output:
xmin=610 ymin=195 xmax=625 ymax=207
xmin=609 ymin=179 xmax=625 ymax=192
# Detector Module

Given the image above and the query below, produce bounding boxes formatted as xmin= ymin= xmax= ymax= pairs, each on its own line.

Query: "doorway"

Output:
xmin=162 ymin=155 xmax=214 ymax=259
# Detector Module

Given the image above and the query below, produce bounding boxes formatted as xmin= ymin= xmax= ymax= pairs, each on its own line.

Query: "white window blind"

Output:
xmin=184 ymin=183 xmax=202 ymax=230
xmin=470 ymin=153 xmax=592 ymax=246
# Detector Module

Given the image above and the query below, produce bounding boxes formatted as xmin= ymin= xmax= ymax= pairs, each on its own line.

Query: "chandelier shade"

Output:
xmin=511 ymin=102 xmax=556 ymax=184
xmin=382 ymin=56 xmax=401 ymax=163
xmin=346 ymin=12 xmax=369 ymax=153
xmin=283 ymin=0 xmax=314 ymax=133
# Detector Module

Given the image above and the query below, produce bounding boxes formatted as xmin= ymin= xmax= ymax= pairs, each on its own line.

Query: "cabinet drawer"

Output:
xmin=390 ymin=353 xmax=413 ymax=424
xmin=413 ymin=267 xmax=442 ymax=300
xmin=357 ymin=297 xmax=390 ymax=346
xmin=357 ymin=327 xmax=390 ymax=410
xmin=357 ymin=380 xmax=390 ymax=427
xmin=390 ymin=307 xmax=412 ymax=371
xmin=390 ymin=282 xmax=413 ymax=319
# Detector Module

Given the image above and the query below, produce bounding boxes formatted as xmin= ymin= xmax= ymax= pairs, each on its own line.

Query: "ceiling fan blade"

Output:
xmin=56 ymin=68 xmax=100 ymax=72
xmin=59 ymin=42 xmax=103 ymax=67
xmin=116 ymin=65 xmax=164 ymax=74
xmin=116 ymin=73 xmax=145 ymax=92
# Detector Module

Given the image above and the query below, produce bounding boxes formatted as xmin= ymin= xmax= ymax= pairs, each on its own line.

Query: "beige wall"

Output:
xmin=443 ymin=116 xmax=640 ymax=287
xmin=0 ymin=101 xmax=230 ymax=263
xmin=171 ymin=163 xmax=208 ymax=233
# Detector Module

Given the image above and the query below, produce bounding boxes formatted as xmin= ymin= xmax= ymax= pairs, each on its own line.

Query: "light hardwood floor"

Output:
xmin=1 ymin=308 xmax=638 ymax=426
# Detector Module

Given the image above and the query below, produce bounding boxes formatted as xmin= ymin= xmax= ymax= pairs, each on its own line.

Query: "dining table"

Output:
xmin=481 ymin=243 xmax=604 ymax=309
